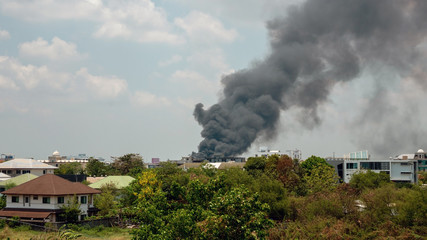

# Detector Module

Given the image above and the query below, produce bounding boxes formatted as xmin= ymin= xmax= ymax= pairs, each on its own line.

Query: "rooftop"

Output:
xmin=2 ymin=174 xmax=100 ymax=196
xmin=0 ymin=159 xmax=57 ymax=169
xmin=89 ymin=176 xmax=135 ymax=189
xmin=0 ymin=173 xmax=38 ymax=186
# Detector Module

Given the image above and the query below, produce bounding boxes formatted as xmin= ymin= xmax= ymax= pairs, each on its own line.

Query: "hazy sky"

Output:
xmin=1 ymin=0 xmax=426 ymax=161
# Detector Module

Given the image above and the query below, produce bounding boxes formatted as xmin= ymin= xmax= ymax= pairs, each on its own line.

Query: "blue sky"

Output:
xmin=1 ymin=0 xmax=425 ymax=161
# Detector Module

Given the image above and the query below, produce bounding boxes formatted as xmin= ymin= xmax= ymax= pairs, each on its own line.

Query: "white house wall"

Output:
xmin=6 ymin=194 xmax=93 ymax=215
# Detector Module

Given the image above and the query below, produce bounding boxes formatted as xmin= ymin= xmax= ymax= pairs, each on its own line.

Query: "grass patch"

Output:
xmin=0 ymin=225 xmax=131 ymax=240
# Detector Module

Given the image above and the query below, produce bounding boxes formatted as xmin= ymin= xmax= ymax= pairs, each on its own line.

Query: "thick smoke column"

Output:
xmin=194 ymin=0 xmax=427 ymax=157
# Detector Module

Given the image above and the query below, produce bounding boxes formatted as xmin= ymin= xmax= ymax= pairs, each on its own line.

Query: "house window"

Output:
xmin=42 ymin=197 xmax=50 ymax=204
xmin=80 ymin=196 xmax=87 ymax=204
xmin=346 ymin=163 xmax=358 ymax=169
xmin=33 ymin=195 xmax=38 ymax=200
xmin=58 ymin=197 xmax=65 ymax=204
xmin=12 ymin=196 xmax=19 ymax=203
xmin=22 ymin=170 xmax=30 ymax=174
xmin=401 ymin=172 xmax=412 ymax=174
xmin=43 ymin=170 xmax=46 ymax=174
xmin=6 ymin=170 xmax=11 ymax=174
xmin=16 ymin=170 xmax=21 ymax=174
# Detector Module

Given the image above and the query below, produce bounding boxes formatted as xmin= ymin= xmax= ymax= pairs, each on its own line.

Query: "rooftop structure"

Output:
xmin=394 ymin=149 xmax=427 ymax=171
xmin=343 ymin=150 xmax=369 ymax=160
xmin=0 ymin=159 xmax=57 ymax=177
xmin=89 ymin=176 xmax=135 ymax=189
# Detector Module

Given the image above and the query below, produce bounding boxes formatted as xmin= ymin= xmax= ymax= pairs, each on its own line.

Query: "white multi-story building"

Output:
xmin=0 ymin=174 xmax=100 ymax=223
xmin=342 ymin=159 xmax=418 ymax=183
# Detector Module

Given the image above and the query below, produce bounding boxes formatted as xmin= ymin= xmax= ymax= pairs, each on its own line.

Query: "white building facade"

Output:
xmin=343 ymin=159 xmax=418 ymax=183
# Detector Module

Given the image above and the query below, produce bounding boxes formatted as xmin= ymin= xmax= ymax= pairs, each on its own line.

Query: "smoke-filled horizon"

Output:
xmin=194 ymin=0 xmax=427 ymax=158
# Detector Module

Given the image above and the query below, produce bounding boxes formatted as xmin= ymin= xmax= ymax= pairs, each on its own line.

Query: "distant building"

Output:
xmin=89 ymin=176 xmax=135 ymax=189
xmin=0 ymin=154 xmax=14 ymax=162
xmin=0 ymin=159 xmax=57 ymax=177
xmin=343 ymin=150 xmax=370 ymax=160
xmin=182 ymin=154 xmax=245 ymax=163
xmin=327 ymin=158 xmax=418 ymax=184
xmin=147 ymin=158 xmax=161 ymax=169
xmin=286 ymin=149 xmax=302 ymax=160
xmin=394 ymin=149 xmax=427 ymax=172
xmin=179 ymin=162 xmax=246 ymax=171
xmin=342 ymin=159 xmax=417 ymax=183
xmin=255 ymin=146 xmax=281 ymax=158
xmin=41 ymin=151 xmax=104 ymax=169
xmin=0 ymin=173 xmax=11 ymax=182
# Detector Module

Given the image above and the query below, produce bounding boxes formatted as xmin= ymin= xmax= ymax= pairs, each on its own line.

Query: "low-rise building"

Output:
xmin=342 ymin=159 xmax=418 ymax=183
xmin=0 ymin=174 xmax=101 ymax=223
xmin=394 ymin=149 xmax=427 ymax=172
xmin=0 ymin=159 xmax=57 ymax=177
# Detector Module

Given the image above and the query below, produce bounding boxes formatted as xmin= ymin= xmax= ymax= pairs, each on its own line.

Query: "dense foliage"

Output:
xmin=78 ymin=154 xmax=427 ymax=239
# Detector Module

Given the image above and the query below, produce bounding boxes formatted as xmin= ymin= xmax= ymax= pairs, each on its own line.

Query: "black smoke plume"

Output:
xmin=194 ymin=0 xmax=427 ymax=158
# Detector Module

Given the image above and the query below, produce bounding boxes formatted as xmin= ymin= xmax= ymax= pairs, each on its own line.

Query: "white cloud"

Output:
xmin=158 ymin=55 xmax=183 ymax=67
xmin=186 ymin=48 xmax=231 ymax=74
xmin=0 ymin=29 xmax=10 ymax=40
xmin=171 ymin=0 xmax=302 ymax=27
xmin=131 ymin=90 xmax=171 ymax=107
xmin=19 ymin=37 xmax=84 ymax=61
xmin=174 ymin=11 xmax=237 ymax=44
xmin=77 ymin=68 xmax=128 ymax=99
xmin=0 ymin=0 xmax=101 ymax=22
xmin=0 ymin=56 xmax=70 ymax=90
xmin=0 ymin=75 xmax=18 ymax=90
xmin=170 ymin=70 xmax=218 ymax=93
xmin=1 ymin=0 xmax=183 ymax=44
xmin=93 ymin=0 xmax=183 ymax=44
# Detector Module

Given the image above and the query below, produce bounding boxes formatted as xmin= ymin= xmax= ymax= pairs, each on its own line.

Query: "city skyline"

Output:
xmin=1 ymin=0 xmax=426 ymax=161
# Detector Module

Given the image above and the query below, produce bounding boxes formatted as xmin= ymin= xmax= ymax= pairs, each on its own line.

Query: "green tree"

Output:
xmin=394 ymin=186 xmax=427 ymax=227
xmin=349 ymin=170 xmax=390 ymax=191
xmin=244 ymin=156 xmax=267 ymax=175
xmin=94 ymin=183 xmax=119 ymax=217
xmin=112 ymin=153 xmax=145 ymax=176
xmin=300 ymin=155 xmax=332 ymax=175
xmin=59 ymin=196 xmax=81 ymax=223
xmin=276 ymin=155 xmax=304 ymax=194
xmin=303 ymin=164 xmax=338 ymax=195
xmin=199 ymin=187 xmax=273 ymax=239
xmin=55 ymin=162 xmax=84 ymax=175
xmin=5 ymin=182 xmax=16 ymax=190
xmin=85 ymin=158 xmax=108 ymax=176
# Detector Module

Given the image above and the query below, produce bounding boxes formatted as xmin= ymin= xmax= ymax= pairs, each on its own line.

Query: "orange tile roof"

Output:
xmin=2 ymin=174 xmax=101 ymax=196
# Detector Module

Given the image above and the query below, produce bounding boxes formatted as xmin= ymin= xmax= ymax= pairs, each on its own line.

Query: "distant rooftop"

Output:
xmin=89 ymin=176 xmax=135 ymax=189
xmin=0 ymin=159 xmax=57 ymax=169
